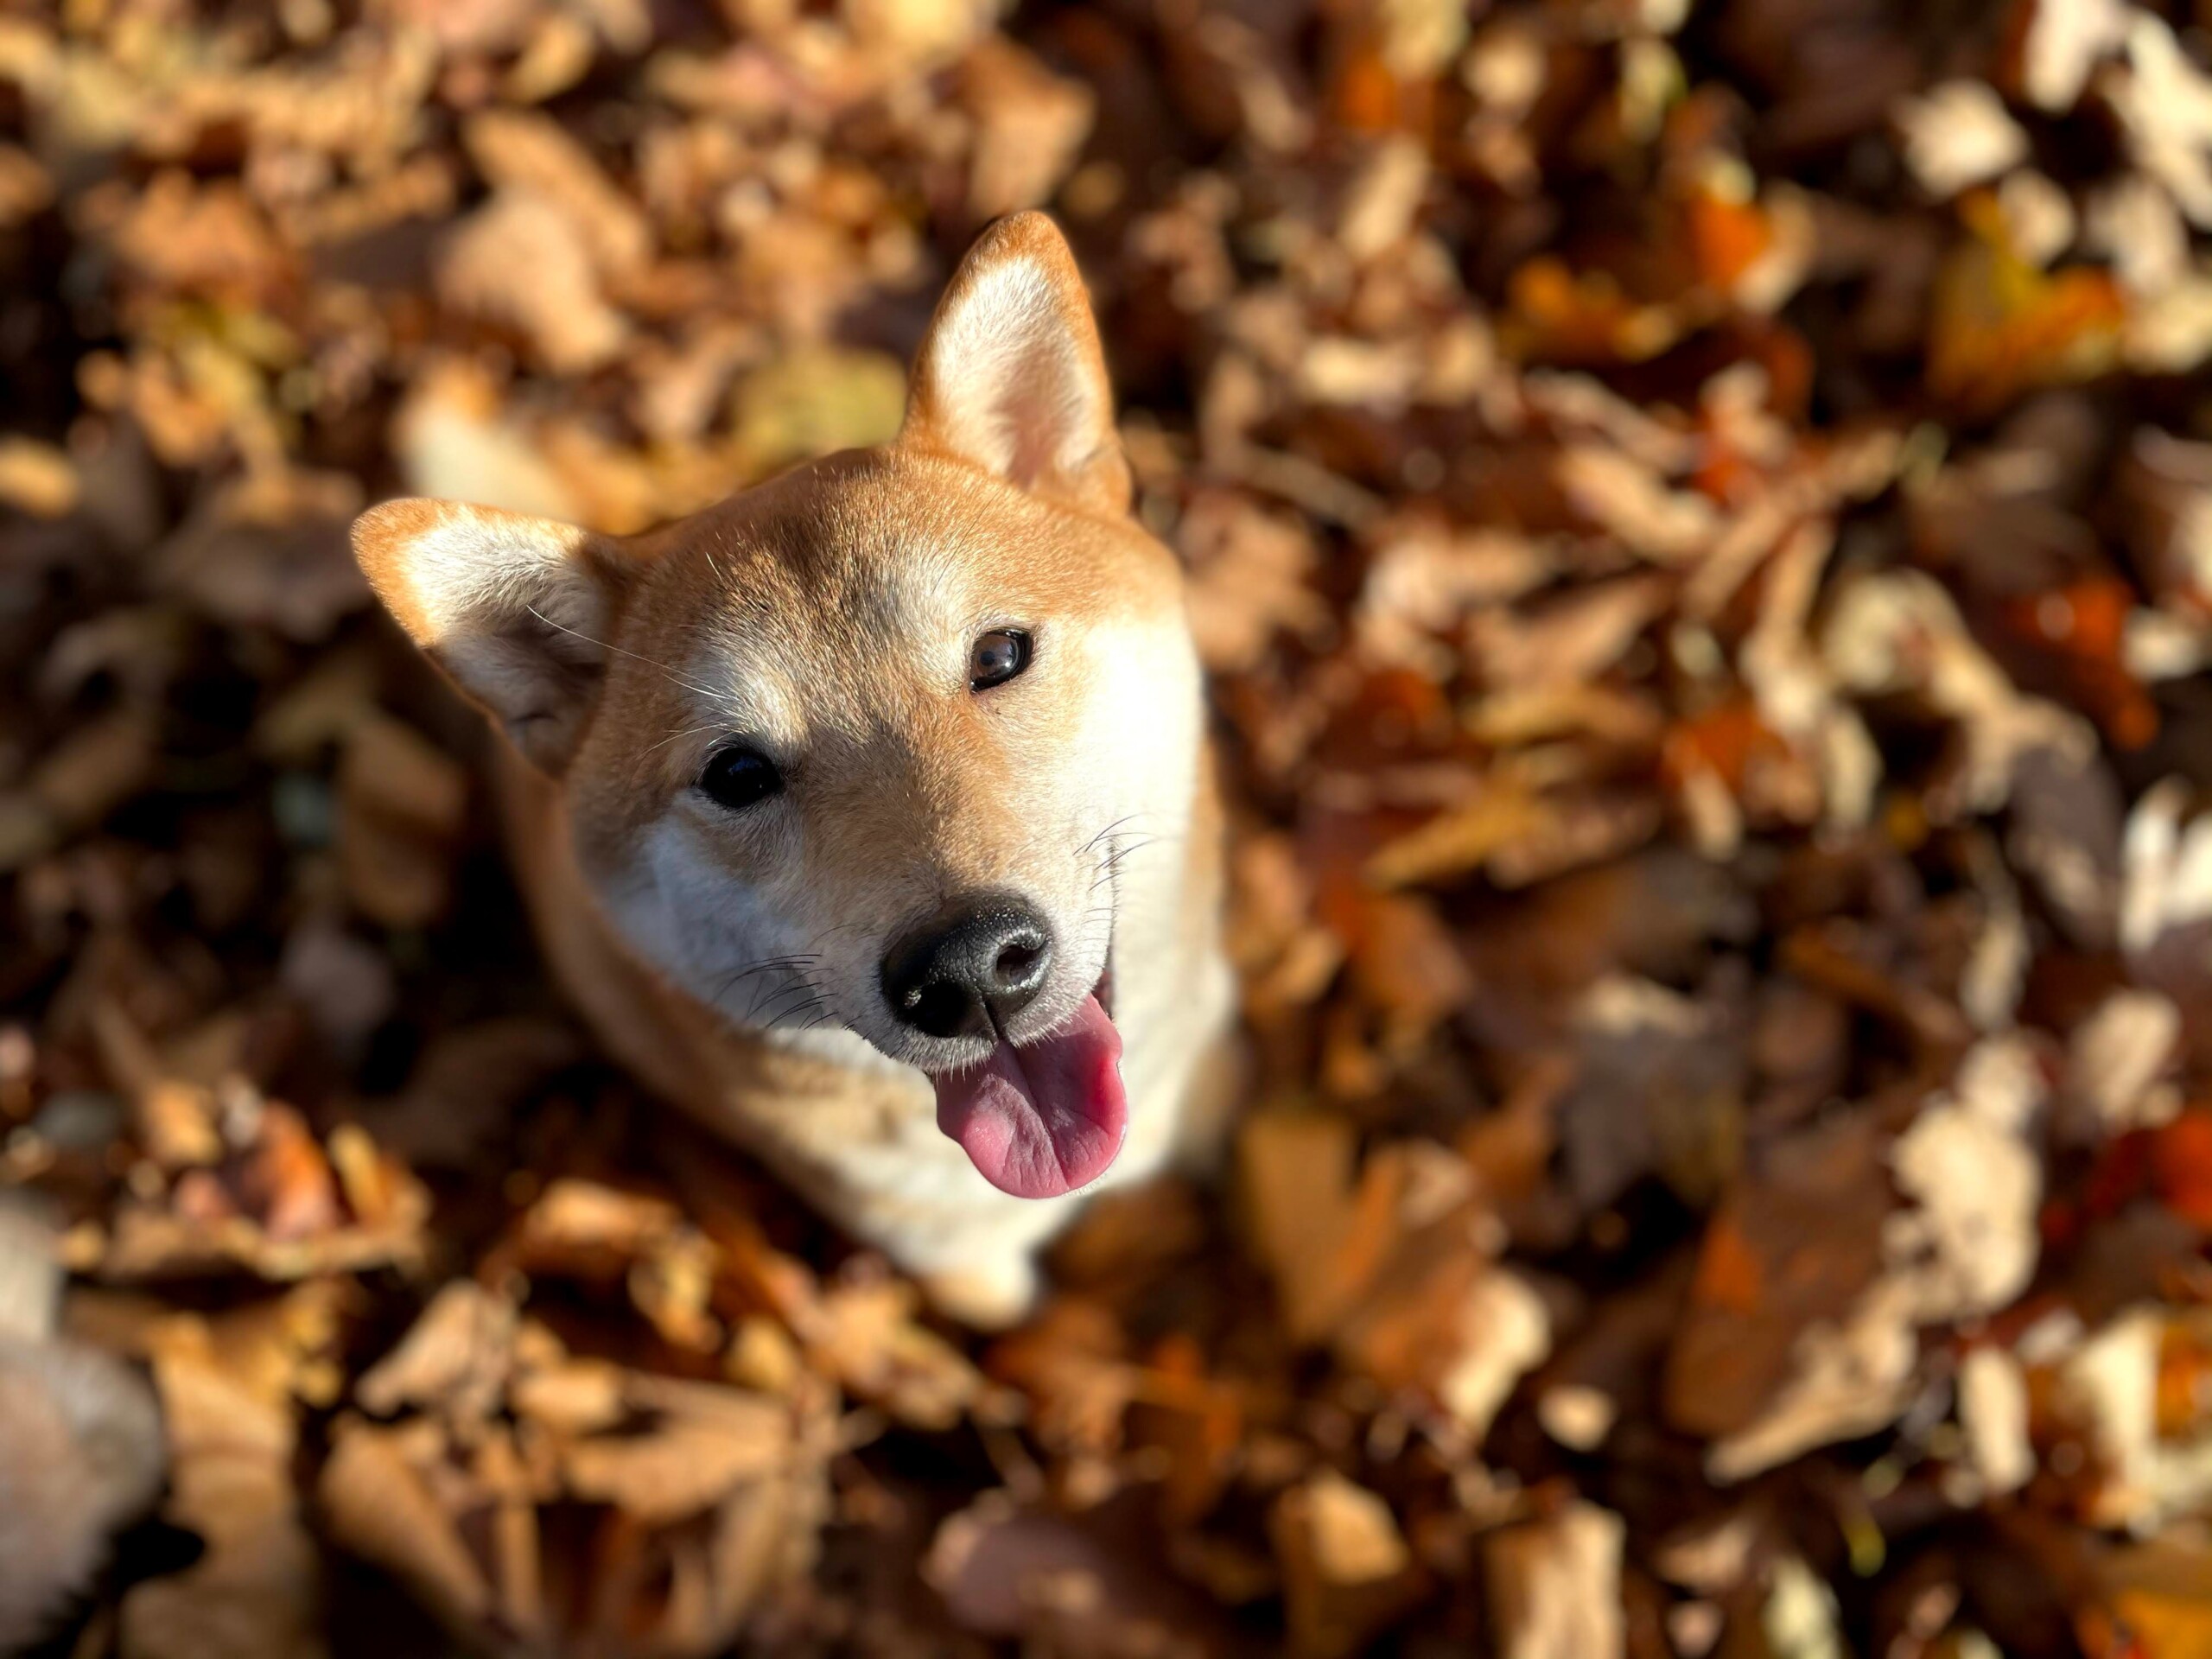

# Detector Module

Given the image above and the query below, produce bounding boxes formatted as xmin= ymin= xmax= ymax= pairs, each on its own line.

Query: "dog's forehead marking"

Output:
xmin=602 ymin=443 xmax=1171 ymax=783
xmin=672 ymin=523 xmax=977 ymax=750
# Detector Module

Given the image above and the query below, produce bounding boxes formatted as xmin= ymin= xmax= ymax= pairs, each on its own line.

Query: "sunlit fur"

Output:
xmin=354 ymin=213 xmax=1235 ymax=1325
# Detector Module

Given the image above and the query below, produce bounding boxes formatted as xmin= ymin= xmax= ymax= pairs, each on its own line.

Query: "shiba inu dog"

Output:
xmin=353 ymin=213 xmax=1235 ymax=1326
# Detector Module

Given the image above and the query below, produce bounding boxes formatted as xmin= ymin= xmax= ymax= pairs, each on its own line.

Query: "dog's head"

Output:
xmin=353 ymin=213 xmax=1205 ymax=1201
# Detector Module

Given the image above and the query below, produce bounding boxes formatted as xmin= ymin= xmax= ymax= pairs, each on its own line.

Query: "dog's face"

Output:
xmin=353 ymin=214 xmax=1205 ymax=1201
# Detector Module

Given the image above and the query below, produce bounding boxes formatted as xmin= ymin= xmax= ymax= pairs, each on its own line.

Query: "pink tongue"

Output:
xmin=931 ymin=995 xmax=1127 ymax=1198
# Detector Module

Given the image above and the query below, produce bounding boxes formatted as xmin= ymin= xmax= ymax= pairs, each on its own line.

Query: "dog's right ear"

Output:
xmin=899 ymin=211 xmax=1129 ymax=515
xmin=352 ymin=499 xmax=632 ymax=772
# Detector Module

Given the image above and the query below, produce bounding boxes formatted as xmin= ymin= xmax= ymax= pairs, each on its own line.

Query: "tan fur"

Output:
xmin=353 ymin=213 xmax=1234 ymax=1325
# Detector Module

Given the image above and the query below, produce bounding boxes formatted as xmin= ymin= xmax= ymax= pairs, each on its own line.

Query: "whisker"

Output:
xmin=714 ymin=957 xmax=821 ymax=1016
xmin=797 ymin=987 xmax=844 ymax=1034
xmin=749 ymin=981 xmax=800 ymax=1022
xmin=1077 ymin=814 xmax=1146 ymax=861
xmin=706 ymin=938 xmax=854 ymax=1040
xmin=715 ymin=952 xmax=819 ymax=991
xmin=641 ymin=721 xmax=727 ymax=760
xmin=1103 ymin=836 xmax=1159 ymax=868
xmin=758 ymin=981 xmax=823 ymax=1022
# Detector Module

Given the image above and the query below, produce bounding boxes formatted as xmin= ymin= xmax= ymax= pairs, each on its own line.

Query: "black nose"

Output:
xmin=880 ymin=896 xmax=1052 ymax=1041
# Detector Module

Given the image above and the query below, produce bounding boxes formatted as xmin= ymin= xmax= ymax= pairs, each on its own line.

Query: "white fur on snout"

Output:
xmin=595 ymin=813 xmax=909 ymax=1080
xmin=597 ymin=817 xmax=805 ymax=1021
xmin=1042 ymin=628 xmax=1198 ymax=1020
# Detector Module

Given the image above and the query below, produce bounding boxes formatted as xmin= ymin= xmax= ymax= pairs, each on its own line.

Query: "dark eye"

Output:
xmin=969 ymin=629 xmax=1032 ymax=691
xmin=698 ymin=746 xmax=782 ymax=810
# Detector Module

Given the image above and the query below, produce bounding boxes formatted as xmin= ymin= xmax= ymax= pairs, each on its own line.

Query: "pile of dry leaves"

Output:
xmin=3 ymin=0 xmax=2211 ymax=1653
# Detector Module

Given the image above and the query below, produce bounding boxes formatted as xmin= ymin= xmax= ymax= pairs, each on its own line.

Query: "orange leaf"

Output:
xmin=1690 ymin=1216 xmax=1764 ymax=1315
xmin=1928 ymin=220 xmax=2125 ymax=412
xmin=1328 ymin=35 xmax=1436 ymax=137
xmin=1662 ymin=697 xmax=1787 ymax=793
xmin=1506 ymin=258 xmax=1679 ymax=365
xmin=1688 ymin=190 xmax=1773 ymax=292
xmin=2151 ymin=1113 xmax=2212 ymax=1230
xmin=2001 ymin=577 xmax=2159 ymax=750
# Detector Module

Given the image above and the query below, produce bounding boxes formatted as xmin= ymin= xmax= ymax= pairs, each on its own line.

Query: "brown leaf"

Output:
xmin=153 ymin=470 xmax=369 ymax=642
xmin=798 ymin=1277 xmax=981 ymax=1431
xmin=462 ymin=110 xmax=651 ymax=276
xmin=1236 ymin=1109 xmax=1370 ymax=1344
xmin=0 ymin=438 xmax=79 ymax=518
xmin=437 ymin=190 xmax=630 ymax=375
xmin=925 ymin=1491 xmax=1221 ymax=1656
xmin=119 ymin=1300 xmax=332 ymax=1659
xmin=1664 ymin=1107 xmax=1891 ymax=1440
xmin=561 ymin=1403 xmax=790 ymax=1525
xmin=1484 ymin=1503 xmax=1627 ymax=1659
xmin=1269 ymin=1471 xmax=1425 ymax=1659
xmin=317 ymin=1419 xmax=495 ymax=1631
xmin=336 ymin=716 xmax=468 ymax=930
xmin=355 ymin=1281 xmax=515 ymax=1421
xmin=957 ymin=38 xmax=1096 ymax=219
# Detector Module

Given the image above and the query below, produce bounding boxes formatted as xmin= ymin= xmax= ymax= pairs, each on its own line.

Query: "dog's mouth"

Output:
xmin=927 ymin=962 xmax=1123 ymax=1201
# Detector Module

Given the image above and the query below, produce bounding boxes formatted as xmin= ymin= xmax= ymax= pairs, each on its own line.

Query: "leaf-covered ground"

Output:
xmin=3 ymin=0 xmax=2211 ymax=1654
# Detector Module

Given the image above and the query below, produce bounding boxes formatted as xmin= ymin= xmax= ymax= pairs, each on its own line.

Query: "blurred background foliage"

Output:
xmin=3 ymin=0 xmax=2212 ymax=1654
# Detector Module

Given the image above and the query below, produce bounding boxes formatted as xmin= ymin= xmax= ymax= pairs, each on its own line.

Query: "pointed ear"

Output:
xmin=899 ymin=211 xmax=1129 ymax=514
xmin=352 ymin=499 xmax=632 ymax=772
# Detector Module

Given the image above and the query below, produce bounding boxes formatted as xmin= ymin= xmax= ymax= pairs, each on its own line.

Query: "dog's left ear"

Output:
xmin=351 ymin=499 xmax=636 ymax=773
xmin=899 ymin=212 xmax=1130 ymax=515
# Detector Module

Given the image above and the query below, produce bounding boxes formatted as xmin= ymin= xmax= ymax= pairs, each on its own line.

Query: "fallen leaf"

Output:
xmin=1484 ymin=1503 xmax=1626 ymax=1659
xmin=1271 ymin=1471 xmax=1425 ymax=1659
